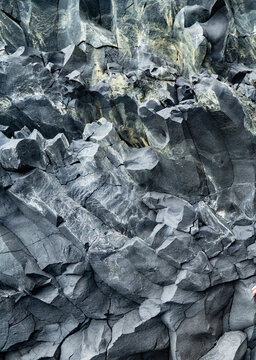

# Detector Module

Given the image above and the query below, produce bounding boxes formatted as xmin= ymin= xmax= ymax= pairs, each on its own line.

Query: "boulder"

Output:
xmin=0 ymin=138 xmax=47 ymax=171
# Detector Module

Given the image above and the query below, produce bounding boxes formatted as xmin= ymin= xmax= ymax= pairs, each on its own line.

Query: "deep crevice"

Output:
xmin=1 ymin=9 xmax=21 ymax=27
xmin=210 ymin=0 xmax=226 ymax=16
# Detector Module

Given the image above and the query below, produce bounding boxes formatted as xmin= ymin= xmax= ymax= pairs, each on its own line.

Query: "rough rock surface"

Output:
xmin=0 ymin=0 xmax=255 ymax=359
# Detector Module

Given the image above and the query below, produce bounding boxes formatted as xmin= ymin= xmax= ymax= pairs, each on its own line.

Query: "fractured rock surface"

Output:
xmin=0 ymin=0 xmax=256 ymax=359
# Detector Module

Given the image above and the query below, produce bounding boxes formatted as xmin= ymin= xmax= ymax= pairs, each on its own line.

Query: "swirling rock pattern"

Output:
xmin=0 ymin=1 xmax=255 ymax=359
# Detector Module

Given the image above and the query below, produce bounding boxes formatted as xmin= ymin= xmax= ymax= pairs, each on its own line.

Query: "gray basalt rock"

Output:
xmin=123 ymin=237 xmax=177 ymax=286
xmin=229 ymin=277 xmax=256 ymax=331
xmin=45 ymin=133 xmax=70 ymax=167
xmin=175 ymin=269 xmax=210 ymax=291
xmin=167 ymin=283 xmax=234 ymax=360
xmin=107 ymin=309 xmax=169 ymax=359
xmin=5 ymin=342 xmax=60 ymax=360
xmin=199 ymin=331 xmax=247 ymax=360
xmin=60 ymin=320 xmax=111 ymax=360
xmin=0 ymin=0 xmax=255 ymax=359
xmin=156 ymin=232 xmax=197 ymax=268
xmin=0 ymin=138 xmax=47 ymax=171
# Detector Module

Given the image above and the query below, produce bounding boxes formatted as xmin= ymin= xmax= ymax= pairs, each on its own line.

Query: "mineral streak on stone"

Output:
xmin=0 ymin=0 xmax=255 ymax=359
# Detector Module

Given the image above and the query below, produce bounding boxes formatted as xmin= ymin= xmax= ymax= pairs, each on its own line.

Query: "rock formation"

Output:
xmin=0 ymin=0 xmax=255 ymax=359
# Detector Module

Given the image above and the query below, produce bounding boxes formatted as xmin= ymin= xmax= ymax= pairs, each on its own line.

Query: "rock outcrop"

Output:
xmin=0 ymin=0 xmax=256 ymax=359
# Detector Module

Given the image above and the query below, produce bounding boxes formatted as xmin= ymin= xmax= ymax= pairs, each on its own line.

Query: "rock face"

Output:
xmin=199 ymin=331 xmax=247 ymax=360
xmin=0 ymin=0 xmax=255 ymax=359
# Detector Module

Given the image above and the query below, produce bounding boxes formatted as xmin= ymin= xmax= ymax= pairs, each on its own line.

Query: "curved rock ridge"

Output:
xmin=0 ymin=0 xmax=255 ymax=360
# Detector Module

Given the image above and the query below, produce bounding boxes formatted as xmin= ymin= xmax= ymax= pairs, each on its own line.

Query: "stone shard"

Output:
xmin=229 ymin=277 xmax=256 ymax=331
xmin=124 ymin=147 xmax=159 ymax=185
xmin=123 ymin=237 xmax=177 ymax=286
xmin=0 ymin=138 xmax=47 ymax=171
xmin=45 ymin=133 xmax=70 ymax=166
xmin=175 ymin=269 xmax=210 ymax=291
xmin=199 ymin=331 xmax=247 ymax=360
xmin=168 ymin=283 xmax=234 ymax=360
xmin=143 ymin=191 xmax=197 ymax=233
xmin=60 ymin=320 xmax=111 ymax=360
xmin=156 ymin=232 xmax=196 ymax=269
xmin=89 ymin=234 xmax=163 ymax=303
xmin=107 ymin=309 xmax=169 ymax=360
xmin=5 ymin=342 xmax=60 ymax=360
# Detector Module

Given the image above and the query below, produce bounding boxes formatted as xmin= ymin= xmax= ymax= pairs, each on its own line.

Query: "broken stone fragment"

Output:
xmin=124 ymin=147 xmax=159 ymax=172
xmin=0 ymin=11 xmax=26 ymax=53
xmin=14 ymin=125 xmax=31 ymax=139
xmin=235 ymin=260 xmax=256 ymax=280
xmin=139 ymin=106 xmax=170 ymax=149
xmin=2 ymin=315 xmax=35 ymax=351
xmin=247 ymin=243 xmax=256 ymax=261
xmin=60 ymin=320 xmax=111 ymax=360
xmin=156 ymin=232 xmax=196 ymax=268
xmin=230 ymin=277 xmax=256 ymax=331
xmin=161 ymin=303 xmax=188 ymax=331
xmin=124 ymin=146 xmax=159 ymax=186
xmin=182 ymin=250 xmax=212 ymax=274
xmin=155 ymin=202 xmax=196 ymax=233
xmin=176 ymin=77 xmax=194 ymax=102
xmin=107 ymin=309 xmax=169 ymax=360
xmin=157 ymin=107 xmax=184 ymax=123
xmin=0 ymin=138 xmax=47 ymax=171
xmin=173 ymin=8 xmax=207 ymax=77
xmin=199 ymin=331 xmax=247 ymax=360
xmin=160 ymin=284 xmax=204 ymax=306
xmin=201 ymin=5 xmax=229 ymax=64
xmin=0 ymin=165 xmax=12 ymax=188
xmin=123 ymin=237 xmax=177 ymax=286
xmin=83 ymin=118 xmax=120 ymax=146
xmin=5 ymin=342 xmax=60 ymax=360
xmin=168 ymin=283 xmax=234 ymax=360
xmin=210 ymin=255 xmax=239 ymax=286
xmin=175 ymin=269 xmax=210 ymax=291
xmin=89 ymin=234 xmax=163 ymax=303
xmin=45 ymin=133 xmax=70 ymax=166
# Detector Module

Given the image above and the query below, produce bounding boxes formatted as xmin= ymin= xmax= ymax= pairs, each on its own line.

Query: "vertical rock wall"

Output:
xmin=0 ymin=0 xmax=255 ymax=359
